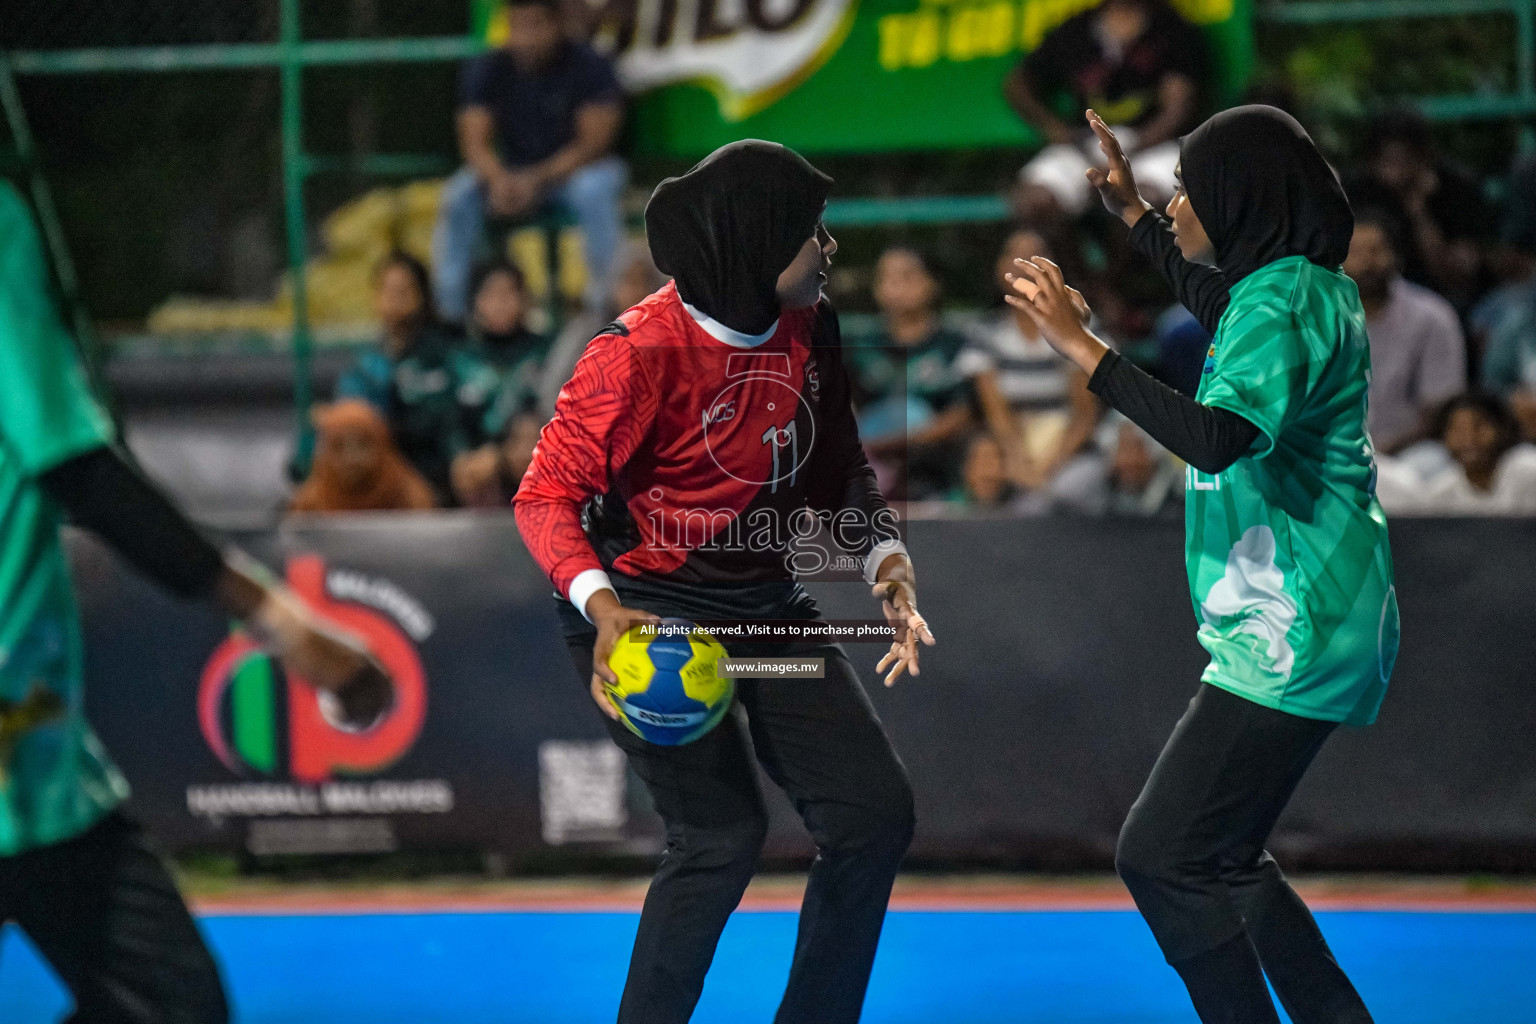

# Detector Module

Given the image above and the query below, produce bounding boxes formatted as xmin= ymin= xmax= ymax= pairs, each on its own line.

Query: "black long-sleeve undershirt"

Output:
xmin=1096 ymin=209 xmax=1259 ymax=473
xmin=1128 ymin=211 xmax=1231 ymax=337
xmin=39 ymin=445 xmax=225 ymax=598
xmin=1088 ymin=351 xmax=1260 ymax=475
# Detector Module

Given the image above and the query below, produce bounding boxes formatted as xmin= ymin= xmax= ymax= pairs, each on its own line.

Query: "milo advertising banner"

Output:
xmin=475 ymin=0 xmax=1252 ymax=155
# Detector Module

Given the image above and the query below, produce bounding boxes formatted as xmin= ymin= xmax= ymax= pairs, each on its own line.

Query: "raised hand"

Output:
xmin=249 ymin=587 xmax=396 ymax=731
xmin=1084 ymin=109 xmax=1153 ymax=227
xmin=1006 ymin=256 xmax=1111 ymax=376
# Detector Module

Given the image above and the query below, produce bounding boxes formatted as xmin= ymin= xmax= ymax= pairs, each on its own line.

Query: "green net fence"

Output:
xmin=4 ymin=0 xmax=1533 ymax=359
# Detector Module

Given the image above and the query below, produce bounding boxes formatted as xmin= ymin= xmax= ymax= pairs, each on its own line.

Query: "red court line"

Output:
xmin=192 ymin=884 xmax=1536 ymax=917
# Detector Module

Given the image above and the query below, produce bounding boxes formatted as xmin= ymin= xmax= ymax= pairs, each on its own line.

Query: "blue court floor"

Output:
xmin=3 ymin=908 xmax=1532 ymax=1022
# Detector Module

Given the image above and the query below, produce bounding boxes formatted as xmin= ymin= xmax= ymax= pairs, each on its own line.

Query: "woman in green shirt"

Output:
xmin=1008 ymin=106 xmax=1394 ymax=1024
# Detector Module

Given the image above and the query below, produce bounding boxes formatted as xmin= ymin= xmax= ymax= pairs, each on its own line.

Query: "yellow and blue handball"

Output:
xmin=604 ymin=618 xmax=732 ymax=745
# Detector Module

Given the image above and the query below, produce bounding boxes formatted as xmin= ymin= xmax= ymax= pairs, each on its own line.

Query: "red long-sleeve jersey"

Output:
xmin=515 ymin=283 xmax=899 ymax=612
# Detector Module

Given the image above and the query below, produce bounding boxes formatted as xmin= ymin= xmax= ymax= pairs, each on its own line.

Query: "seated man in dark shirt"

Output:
xmin=432 ymin=0 xmax=626 ymax=322
xmin=449 ymin=258 xmax=551 ymax=507
xmin=1344 ymin=108 xmax=1494 ymax=316
xmin=338 ymin=253 xmax=499 ymax=504
xmin=848 ymin=247 xmax=976 ymax=500
xmin=1004 ymin=0 xmax=1205 ymax=220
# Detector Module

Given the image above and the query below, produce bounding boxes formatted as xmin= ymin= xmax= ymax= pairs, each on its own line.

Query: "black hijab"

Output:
xmin=645 ymin=140 xmax=832 ymax=336
xmin=1180 ymin=105 xmax=1354 ymax=285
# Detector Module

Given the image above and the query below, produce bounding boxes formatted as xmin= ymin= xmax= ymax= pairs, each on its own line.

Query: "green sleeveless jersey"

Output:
xmin=0 ymin=183 xmax=128 ymax=855
xmin=1187 ymin=256 xmax=1398 ymax=726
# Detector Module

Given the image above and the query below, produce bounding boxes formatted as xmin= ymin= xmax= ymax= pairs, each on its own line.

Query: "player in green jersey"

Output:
xmin=1007 ymin=107 xmax=1394 ymax=1023
xmin=0 ymin=181 xmax=393 ymax=1022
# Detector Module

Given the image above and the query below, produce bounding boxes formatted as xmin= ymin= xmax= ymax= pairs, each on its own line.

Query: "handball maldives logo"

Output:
xmin=198 ymin=555 xmax=431 ymax=783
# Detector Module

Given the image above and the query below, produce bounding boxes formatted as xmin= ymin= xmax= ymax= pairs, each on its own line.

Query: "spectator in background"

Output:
xmin=849 ymin=247 xmax=974 ymax=499
xmin=433 ymin=0 xmax=626 ymax=322
xmin=1101 ymin=415 xmax=1180 ymax=515
xmin=1478 ymin=318 xmax=1536 ymax=443
xmin=944 ymin=433 xmax=1027 ymax=510
xmin=290 ymin=401 xmax=436 ymax=514
xmin=1004 ymin=0 xmax=1206 ymax=221
xmin=1149 ymin=301 xmax=1209 ymax=396
xmin=1343 ymin=209 xmax=1466 ymax=453
xmin=1051 ymin=413 xmax=1182 ymax=517
xmin=467 ymin=258 xmax=549 ymax=433
xmin=500 ymin=410 xmax=544 ymax=490
xmin=1477 ymin=155 xmax=1536 ymax=442
xmin=452 ymin=409 xmax=545 ymax=509
xmin=1472 ymin=155 xmax=1536 ymax=355
xmin=338 ymin=252 xmax=497 ymax=502
xmin=1376 ymin=392 xmax=1536 ymax=514
xmin=958 ymin=229 xmax=1104 ymax=491
xmin=450 ymin=259 xmax=550 ymax=507
xmin=1345 ymin=108 xmax=1492 ymax=314
xmin=536 ymin=239 xmax=668 ymax=416
xmin=1475 ymin=278 xmax=1536 ymax=442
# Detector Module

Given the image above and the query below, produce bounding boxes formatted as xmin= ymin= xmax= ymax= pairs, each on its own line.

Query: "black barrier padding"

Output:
xmin=73 ymin=514 xmax=1536 ymax=869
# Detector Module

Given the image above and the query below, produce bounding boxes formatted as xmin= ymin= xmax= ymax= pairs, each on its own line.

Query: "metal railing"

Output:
xmin=1 ymin=4 xmax=488 ymax=453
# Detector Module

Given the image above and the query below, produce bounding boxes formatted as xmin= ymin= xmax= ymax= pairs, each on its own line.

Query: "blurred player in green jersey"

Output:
xmin=0 ymin=181 xmax=392 ymax=1022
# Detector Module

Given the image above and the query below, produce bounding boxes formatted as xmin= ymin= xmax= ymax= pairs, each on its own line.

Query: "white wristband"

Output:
xmin=863 ymin=539 xmax=909 ymax=583
xmin=569 ymin=568 xmax=618 ymax=624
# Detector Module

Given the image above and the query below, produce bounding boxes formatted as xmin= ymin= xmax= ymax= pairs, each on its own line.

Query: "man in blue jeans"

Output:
xmin=433 ymin=0 xmax=627 ymax=322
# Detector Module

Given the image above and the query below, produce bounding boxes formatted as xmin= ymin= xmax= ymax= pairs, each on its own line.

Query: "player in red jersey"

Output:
xmin=516 ymin=141 xmax=935 ymax=1024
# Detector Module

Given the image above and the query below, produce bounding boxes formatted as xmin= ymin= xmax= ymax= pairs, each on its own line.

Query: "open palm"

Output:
xmin=1084 ymin=110 xmax=1151 ymax=225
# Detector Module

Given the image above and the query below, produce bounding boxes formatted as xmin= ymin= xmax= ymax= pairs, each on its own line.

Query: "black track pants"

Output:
xmin=567 ymin=635 xmax=914 ymax=1024
xmin=0 ymin=813 xmax=228 ymax=1024
xmin=1115 ymin=684 xmax=1373 ymax=1024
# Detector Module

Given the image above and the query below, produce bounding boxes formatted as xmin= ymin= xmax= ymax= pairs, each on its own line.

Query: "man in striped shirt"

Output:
xmin=959 ymin=229 xmax=1105 ymax=493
